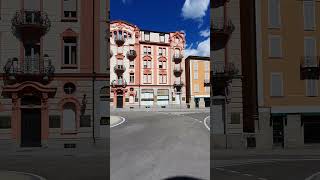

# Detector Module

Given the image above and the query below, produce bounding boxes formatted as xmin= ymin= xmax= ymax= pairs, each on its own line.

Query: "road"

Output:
xmin=110 ymin=111 xmax=210 ymax=180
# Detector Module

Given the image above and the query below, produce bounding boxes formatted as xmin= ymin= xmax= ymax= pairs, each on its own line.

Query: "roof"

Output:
xmin=185 ymin=55 xmax=210 ymax=61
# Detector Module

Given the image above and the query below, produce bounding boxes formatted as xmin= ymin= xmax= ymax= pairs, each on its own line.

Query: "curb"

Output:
xmin=204 ymin=116 xmax=210 ymax=131
xmin=110 ymin=116 xmax=126 ymax=128
xmin=0 ymin=171 xmax=47 ymax=180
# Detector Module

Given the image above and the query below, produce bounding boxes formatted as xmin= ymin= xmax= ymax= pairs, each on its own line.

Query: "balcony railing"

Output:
xmin=11 ymin=10 xmax=51 ymax=39
xmin=113 ymin=64 xmax=126 ymax=74
xmin=300 ymin=56 xmax=320 ymax=80
xmin=114 ymin=35 xmax=125 ymax=46
xmin=173 ymin=53 xmax=183 ymax=62
xmin=111 ymin=79 xmax=127 ymax=88
xmin=211 ymin=0 xmax=230 ymax=8
xmin=173 ymin=67 xmax=183 ymax=75
xmin=173 ymin=80 xmax=184 ymax=87
xmin=4 ymin=56 xmax=55 ymax=83
xmin=204 ymin=79 xmax=211 ymax=86
xmin=212 ymin=62 xmax=239 ymax=77
xmin=211 ymin=17 xmax=235 ymax=50
xmin=127 ymin=50 xmax=137 ymax=60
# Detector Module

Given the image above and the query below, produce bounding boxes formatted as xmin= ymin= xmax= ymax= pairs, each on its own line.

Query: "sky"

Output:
xmin=110 ymin=0 xmax=210 ymax=57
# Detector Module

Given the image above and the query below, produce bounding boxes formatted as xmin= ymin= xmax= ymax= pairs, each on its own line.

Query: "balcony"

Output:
xmin=113 ymin=64 xmax=126 ymax=74
xmin=173 ymin=80 xmax=184 ymax=88
xmin=11 ymin=10 xmax=51 ymax=40
xmin=127 ymin=50 xmax=137 ymax=60
xmin=114 ymin=35 xmax=125 ymax=46
xmin=111 ymin=79 xmax=127 ymax=88
xmin=204 ymin=79 xmax=211 ymax=86
xmin=173 ymin=67 xmax=183 ymax=76
xmin=212 ymin=62 xmax=238 ymax=96
xmin=211 ymin=18 xmax=235 ymax=51
xmin=300 ymin=56 xmax=320 ymax=80
xmin=173 ymin=53 xmax=183 ymax=63
xmin=211 ymin=0 xmax=230 ymax=8
xmin=3 ymin=56 xmax=55 ymax=84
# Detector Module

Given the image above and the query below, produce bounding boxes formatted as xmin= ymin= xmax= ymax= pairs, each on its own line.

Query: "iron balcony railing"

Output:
xmin=127 ymin=50 xmax=137 ymax=60
xmin=111 ymin=79 xmax=127 ymax=88
xmin=212 ymin=17 xmax=235 ymax=33
xmin=173 ymin=67 xmax=183 ymax=74
xmin=4 ymin=57 xmax=54 ymax=75
xmin=212 ymin=62 xmax=239 ymax=77
xmin=114 ymin=35 xmax=125 ymax=46
xmin=173 ymin=53 xmax=183 ymax=61
xmin=11 ymin=10 xmax=51 ymax=37
xmin=204 ymin=79 xmax=211 ymax=86
xmin=113 ymin=64 xmax=126 ymax=73
xmin=173 ymin=80 xmax=184 ymax=87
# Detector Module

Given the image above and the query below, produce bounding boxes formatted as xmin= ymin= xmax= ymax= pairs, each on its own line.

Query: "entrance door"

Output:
xmin=21 ymin=109 xmax=41 ymax=147
xmin=195 ymin=98 xmax=199 ymax=108
xmin=117 ymin=95 xmax=123 ymax=108
xmin=272 ymin=117 xmax=284 ymax=147
xmin=204 ymin=98 xmax=210 ymax=107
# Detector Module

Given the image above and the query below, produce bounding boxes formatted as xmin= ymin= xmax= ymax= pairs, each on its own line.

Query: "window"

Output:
xmin=159 ymin=60 xmax=166 ymax=69
xmin=306 ymin=80 xmax=318 ymax=97
xmin=205 ymin=72 xmax=209 ymax=80
xmin=63 ymin=37 xmax=77 ymax=66
xmin=231 ymin=113 xmax=241 ymax=124
xmin=159 ymin=48 xmax=163 ymax=56
xmin=143 ymin=46 xmax=147 ymax=55
xmin=304 ymin=37 xmax=316 ymax=58
xmin=304 ymin=0 xmax=315 ymax=30
xmin=268 ymin=0 xmax=280 ymax=28
xmin=62 ymin=102 xmax=76 ymax=132
xmin=159 ymin=74 xmax=167 ymax=84
xmin=148 ymin=47 xmax=151 ymax=55
xmin=159 ymin=47 xmax=166 ymax=56
xmin=129 ymin=61 xmax=134 ymax=68
xmin=194 ymin=62 xmax=198 ymax=70
xmin=49 ymin=115 xmax=60 ymax=128
xmin=194 ymin=84 xmax=199 ymax=93
xmin=143 ymin=59 xmax=152 ymax=68
xmin=205 ymin=62 xmax=210 ymax=71
xmin=63 ymin=0 xmax=77 ymax=19
xmin=269 ymin=35 xmax=282 ymax=58
xmin=64 ymin=83 xmax=76 ymax=94
xmin=124 ymin=32 xmax=127 ymax=39
xmin=205 ymin=86 xmax=210 ymax=93
xmin=160 ymin=33 xmax=165 ymax=42
xmin=128 ymin=33 xmax=132 ymax=38
xmin=144 ymin=32 xmax=150 ymax=41
xmin=194 ymin=71 xmax=198 ymax=80
xmin=270 ymin=73 xmax=283 ymax=97
xmin=130 ymin=73 xmax=134 ymax=83
xmin=0 ymin=116 xmax=11 ymax=129
xmin=143 ymin=73 xmax=152 ymax=83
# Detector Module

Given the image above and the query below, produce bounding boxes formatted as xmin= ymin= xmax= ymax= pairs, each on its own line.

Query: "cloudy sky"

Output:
xmin=111 ymin=0 xmax=210 ymax=57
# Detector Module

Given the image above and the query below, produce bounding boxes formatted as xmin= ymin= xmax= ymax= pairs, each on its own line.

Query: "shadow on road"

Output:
xmin=163 ymin=176 xmax=205 ymax=180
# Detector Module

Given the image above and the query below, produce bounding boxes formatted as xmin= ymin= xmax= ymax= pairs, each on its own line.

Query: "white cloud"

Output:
xmin=185 ymin=38 xmax=210 ymax=57
xmin=181 ymin=0 xmax=210 ymax=21
xmin=199 ymin=29 xmax=210 ymax=38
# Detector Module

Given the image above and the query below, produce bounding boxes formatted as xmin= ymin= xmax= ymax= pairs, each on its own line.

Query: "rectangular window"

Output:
xmin=304 ymin=37 xmax=317 ymax=66
xmin=306 ymin=80 xmax=318 ymax=97
xmin=143 ymin=46 xmax=147 ymax=55
xmin=268 ymin=0 xmax=281 ymax=28
xmin=269 ymin=35 xmax=282 ymax=58
xmin=144 ymin=32 xmax=150 ymax=41
xmin=49 ymin=115 xmax=60 ymax=128
xmin=159 ymin=48 xmax=163 ymax=56
xmin=143 ymin=60 xmax=147 ymax=68
xmin=194 ymin=84 xmax=199 ymax=93
xmin=159 ymin=74 xmax=167 ymax=84
xmin=63 ymin=37 xmax=77 ymax=66
xmin=304 ymin=0 xmax=316 ymax=30
xmin=129 ymin=61 xmax=134 ymax=68
xmin=160 ymin=33 xmax=165 ymax=42
xmin=194 ymin=71 xmax=198 ymax=80
xmin=0 ymin=116 xmax=11 ymax=129
xmin=147 ymin=74 xmax=152 ymax=83
xmin=63 ymin=0 xmax=77 ymax=19
xmin=130 ymin=73 xmax=134 ymax=83
xmin=205 ymin=86 xmax=210 ymax=93
xmin=147 ymin=60 xmax=151 ymax=68
xmin=148 ymin=47 xmax=151 ymax=55
xmin=159 ymin=61 xmax=163 ymax=69
xmin=143 ymin=74 xmax=148 ymax=83
xmin=205 ymin=62 xmax=210 ymax=71
xmin=205 ymin=72 xmax=209 ymax=80
xmin=270 ymin=73 xmax=283 ymax=97
xmin=194 ymin=62 xmax=198 ymax=70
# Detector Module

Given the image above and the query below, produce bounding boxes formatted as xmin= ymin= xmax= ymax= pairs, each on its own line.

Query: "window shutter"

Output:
xmin=304 ymin=1 xmax=315 ymax=30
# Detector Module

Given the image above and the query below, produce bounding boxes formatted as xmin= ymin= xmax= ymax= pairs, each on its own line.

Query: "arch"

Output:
xmin=143 ymin=55 xmax=152 ymax=60
xmin=58 ymin=96 xmax=81 ymax=133
xmin=60 ymin=28 xmax=78 ymax=37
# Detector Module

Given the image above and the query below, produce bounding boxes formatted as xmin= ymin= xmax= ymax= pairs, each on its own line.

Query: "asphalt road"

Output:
xmin=110 ymin=111 xmax=210 ymax=180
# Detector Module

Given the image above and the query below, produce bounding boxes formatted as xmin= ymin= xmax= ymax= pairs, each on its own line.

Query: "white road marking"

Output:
xmin=204 ymin=116 xmax=210 ymax=131
xmin=243 ymin=173 xmax=253 ymax=176
xmin=0 ymin=170 xmax=47 ymax=180
xmin=305 ymin=171 xmax=320 ymax=180
xmin=110 ymin=116 xmax=126 ymax=128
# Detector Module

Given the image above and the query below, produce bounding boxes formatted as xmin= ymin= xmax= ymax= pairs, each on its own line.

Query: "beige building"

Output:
xmin=256 ymin=0 xmax=320 ymax=148
xmin=185 ymin=56 xmax=210 ymax=108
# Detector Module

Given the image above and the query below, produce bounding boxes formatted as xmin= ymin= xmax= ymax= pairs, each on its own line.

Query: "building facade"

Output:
xmin=110 ymin=21 xmax=186 ymax=108
xmin=0 ymin=0 xmax=109 ymax=149
xmin=185 ymin=56 xmax=210 ymax=108
xmin=255 ymin=0 xmax=320 ymax=148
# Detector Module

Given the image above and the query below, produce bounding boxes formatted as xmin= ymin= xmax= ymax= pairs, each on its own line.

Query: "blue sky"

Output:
xmin=111 ymin=0 xmax=210 ymax=57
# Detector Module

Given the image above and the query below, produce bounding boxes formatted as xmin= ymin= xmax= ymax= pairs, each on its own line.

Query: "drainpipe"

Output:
xmin=92 ymin=0 xmax=96 ymax=144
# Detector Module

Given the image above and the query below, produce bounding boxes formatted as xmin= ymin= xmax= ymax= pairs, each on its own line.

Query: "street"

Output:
xmin=110 ymin=110 xmax=210 ymax=180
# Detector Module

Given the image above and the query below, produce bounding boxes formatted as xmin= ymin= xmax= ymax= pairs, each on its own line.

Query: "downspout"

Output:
xmin=92 ymin=0 xmax=96 ymax=144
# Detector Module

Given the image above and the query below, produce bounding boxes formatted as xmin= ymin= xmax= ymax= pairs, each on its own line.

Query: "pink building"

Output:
xmin=110 ymin=20 xmax=186 ymax=108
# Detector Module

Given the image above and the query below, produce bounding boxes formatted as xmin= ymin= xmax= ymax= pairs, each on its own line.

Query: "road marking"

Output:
xmin=0 ymin=170 xmax=47 ymax=180
xmin=204 ymin=116 xmax=210 ymax=131
xmin=305 ymin=171 xmax=320 ymax=180
xmin=243 ymin=173 xmax=253 ymax=177
xmin=110 ymin=116 xmax=126 ymax=128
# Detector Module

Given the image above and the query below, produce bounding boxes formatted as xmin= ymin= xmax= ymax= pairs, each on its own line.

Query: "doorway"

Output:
xmin=272 ymin=116 xmax=284 ymax=148
xmin=21 ymin=108 xmax=41 ymax=147
xmin=195 ymin=98 xmax=199 ymax=108
xmin=117 ymin=95 xmax=123 ymax=108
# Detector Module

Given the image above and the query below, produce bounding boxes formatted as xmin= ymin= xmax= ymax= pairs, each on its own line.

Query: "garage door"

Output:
xmin=157 ymin=89 xmax=169 ymax=106
xmin=141 ymin=89 xmax=154 ymax=106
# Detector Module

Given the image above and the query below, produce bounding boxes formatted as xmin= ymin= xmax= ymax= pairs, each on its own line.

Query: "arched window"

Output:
xmin=63 ymin=102 xmax=76 ymax=131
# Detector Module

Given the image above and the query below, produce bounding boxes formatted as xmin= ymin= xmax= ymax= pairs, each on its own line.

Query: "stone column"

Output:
xmin=41 ymin=93 xmax=49 ymax=147
xmin=11 ymin=93 xmax=20 ymax=147
xmin=284 ymin=114 xmax=303 ymax=149
xmin=212 ymin=96 xmax=227 ymax=149
xmin=189 ymin=96 xmax=196 ymax=109
xmin=199 ymin=98 xmax=205 ymax=108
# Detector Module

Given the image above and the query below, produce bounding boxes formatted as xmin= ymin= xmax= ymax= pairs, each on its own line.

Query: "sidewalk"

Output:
xmin=110 ymin=116 xmax=123 ymax=127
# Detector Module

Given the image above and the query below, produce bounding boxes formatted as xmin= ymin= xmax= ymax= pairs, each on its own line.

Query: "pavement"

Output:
xmin=110 ymin=110 xmax=210 ymax=180
xmin=0 ymin=171 xmax=46 ymax=180
xmin=110 ymin=115 xmax=124 ymax=127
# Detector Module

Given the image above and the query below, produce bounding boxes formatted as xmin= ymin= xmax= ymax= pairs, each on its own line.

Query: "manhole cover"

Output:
xmin=0 ymin=171 xmax=46 ymax=180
